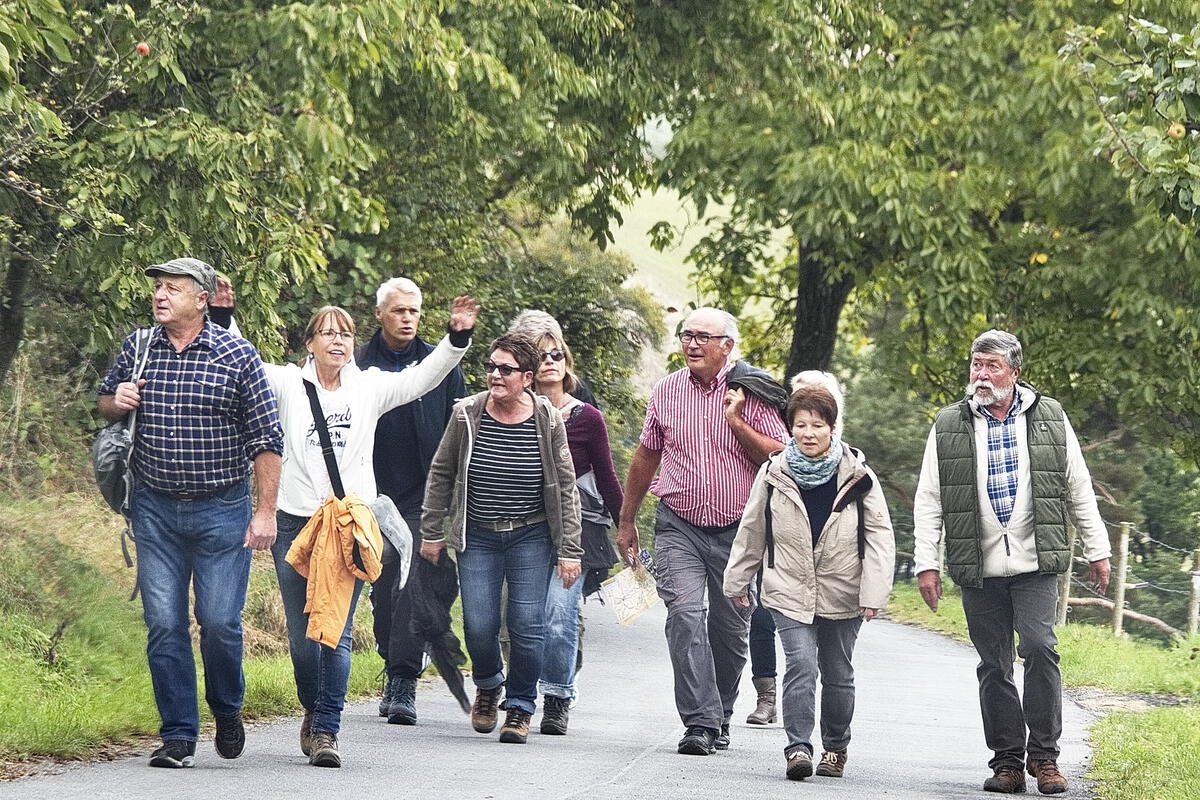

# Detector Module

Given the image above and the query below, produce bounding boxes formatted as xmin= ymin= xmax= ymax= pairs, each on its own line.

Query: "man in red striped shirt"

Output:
xmin=618 ymin=307 xmax=789 ymax=756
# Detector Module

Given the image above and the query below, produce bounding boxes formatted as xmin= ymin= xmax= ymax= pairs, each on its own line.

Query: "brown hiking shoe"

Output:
xmin=498 ymin=707 xmax=532 ymax=744
xmin=300 ymin=709 xmax=314 ymax=756
xmin=785 ymin=748 xmax=814 ymax=780
xmin=1027 ymin=759 xmax=1068 ymax=794
xmin=983 ymin=765 xmax=1027 ymax=793
xmin=471 ymin=686 xmax=502 ymax=733
xmin=815 ymin=750 xmax=847 ymax=777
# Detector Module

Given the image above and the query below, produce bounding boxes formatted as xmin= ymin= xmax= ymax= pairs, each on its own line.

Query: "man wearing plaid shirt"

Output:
xmin=98 ymin=257 xmax=283 ymax=770
xmin=912 ymin=330 xmax=1111 ymax=795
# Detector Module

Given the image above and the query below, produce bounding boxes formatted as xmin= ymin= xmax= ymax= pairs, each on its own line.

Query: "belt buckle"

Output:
xmin=493 ymin=519 xmax=518 ymax=532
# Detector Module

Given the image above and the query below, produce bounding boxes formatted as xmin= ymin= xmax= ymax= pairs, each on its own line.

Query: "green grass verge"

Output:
xmin=889 ymin=581 xmax=1200 ymax=800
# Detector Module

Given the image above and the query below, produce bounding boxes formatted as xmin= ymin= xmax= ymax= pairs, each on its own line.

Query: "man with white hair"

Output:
xmin=356 ymin=277 xmax=468 ymax=725
xmin=618 ymin=306 xmax=789 ymax=756
xmin=913 ymin=329 xmax=1111 ymax=795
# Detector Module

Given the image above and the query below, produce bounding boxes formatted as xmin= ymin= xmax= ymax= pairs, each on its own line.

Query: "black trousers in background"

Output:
xmin=960 ymin=571 xmax=1062 ymax=770
xmin=369 ymin=511 xmax=427 ymax=680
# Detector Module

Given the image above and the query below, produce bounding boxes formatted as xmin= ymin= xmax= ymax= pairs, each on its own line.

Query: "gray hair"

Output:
xmin=790 ymin=370 xmax=845 ymax=435
xmin=508 ymin=309 xmax=564 ymax=341
xmin=970 ymin=329 xmax=1023 ymax=370
xmin=375 ymin=277 xmax=423 ymax=309
xmin=686 ymin=306 xmax=739 ymax=342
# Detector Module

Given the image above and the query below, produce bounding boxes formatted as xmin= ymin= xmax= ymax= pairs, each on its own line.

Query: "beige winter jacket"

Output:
xmin=723 ymin=443 xmax=895 ymax=623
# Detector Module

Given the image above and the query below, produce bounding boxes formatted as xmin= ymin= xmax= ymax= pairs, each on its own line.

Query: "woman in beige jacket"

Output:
xmin=724 ymin=385 xmax=894 ymax=782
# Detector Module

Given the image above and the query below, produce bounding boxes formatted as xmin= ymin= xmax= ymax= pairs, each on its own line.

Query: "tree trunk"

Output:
xmin=0 ymin=243 xmax=32 ymax=386
xmin=784 ymin=245 xmax=856 ymax=378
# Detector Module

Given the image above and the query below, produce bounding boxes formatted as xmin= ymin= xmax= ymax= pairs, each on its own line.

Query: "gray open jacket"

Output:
xmin=420 ymin=390 xmax=584 ymax=561
xmin=724 ymin=443 xmax=896 ymax=623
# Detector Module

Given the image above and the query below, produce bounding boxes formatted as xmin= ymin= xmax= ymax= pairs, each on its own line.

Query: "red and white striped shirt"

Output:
xmin=640 ymin=362 xmax=789 ymax=527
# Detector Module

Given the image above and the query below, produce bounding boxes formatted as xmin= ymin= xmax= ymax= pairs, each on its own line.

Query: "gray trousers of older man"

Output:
xmin=653 ymin=503 xmax=753 ymax=731
xmin=960 ymin=572 xmax=1062 ymax=770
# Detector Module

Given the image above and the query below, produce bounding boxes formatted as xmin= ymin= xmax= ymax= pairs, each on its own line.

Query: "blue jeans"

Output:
xmin=458 ymin=522 xmax=554 ymax=714
xmin=538 ymin=571 xmax=583 ymax=700
xmin=272 ymin=511 xmax=362 ymax=735
xmin=132 ymin=480 xmax=252 ymax=743
xmin=772 ymin=610 xmax=862 ymax=757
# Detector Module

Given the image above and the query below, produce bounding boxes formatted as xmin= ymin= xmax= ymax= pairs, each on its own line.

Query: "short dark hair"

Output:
xmin=488 ymin=333 xmax=540 ymax=375
xmin=786 ymin=385 xmax=839 ymax=428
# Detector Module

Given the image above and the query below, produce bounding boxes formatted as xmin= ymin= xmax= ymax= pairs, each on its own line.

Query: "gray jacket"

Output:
xmin=420 ymin=390 xmax=583 ymax=561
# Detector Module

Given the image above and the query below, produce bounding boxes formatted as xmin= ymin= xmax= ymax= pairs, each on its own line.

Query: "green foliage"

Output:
xmin=1090 ymin=706 xmax=1200 ymax=800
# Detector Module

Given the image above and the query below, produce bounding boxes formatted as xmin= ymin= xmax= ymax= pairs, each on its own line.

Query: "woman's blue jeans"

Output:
xmin=458 ymin=522 xmax=555 ymax=714
xmin=271 ymin=510 xmax=361 ymax=735
xmin=538 ymin=570 xmax=584 ymax=700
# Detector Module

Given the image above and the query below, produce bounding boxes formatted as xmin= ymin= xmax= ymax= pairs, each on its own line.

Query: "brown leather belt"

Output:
xmin=473 ymin=512 xmax=548 ymax=532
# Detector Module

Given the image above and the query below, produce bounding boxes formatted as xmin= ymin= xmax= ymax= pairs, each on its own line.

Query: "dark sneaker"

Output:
xmin=214 ymin=712 xmax=245 ymax=759
xmin=786 ymin=748 xmax=814 ymax=780
xmin=498 ymin=707 xmax=532 ymax=744
xmin=471 ymin=686 xmax=503 ymax=733
xmin=386 ymin=677 xmax=418 ymax=725
xmin=1027 ymin=759 xmax=1068 ymax=794
xmin=714 ymin=722 xmax=730 ymax=750
xmin=983 ymin=766 xmax=1027 ymax=793
xmin=540 ymin=695 xmax=570 ymax=735
xmin=309 ymin=731 xmax=340 ymax=768
xmin=677 ymin=725 xmax=717 ymax=756
xmin=149 ymin=740 xmax=195 ymax=768
xmin=378 ymin=676 xmax=396 ymax=717
xmin=815 ymin=750 xmax=847 ymax=777
xmin=300 ymin=709 xmax=314 ymax=756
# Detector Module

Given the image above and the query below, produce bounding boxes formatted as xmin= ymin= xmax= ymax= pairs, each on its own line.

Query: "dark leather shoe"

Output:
xmin=983 ymin=765 xmax=1027 ymax=793
xmin=677 ymin=726 xmax=717 ymax=755
xmin=1027 ymin=759 xmax=1068 ymax=794
xmin=714 ymin=722 xmax=730 ymax=750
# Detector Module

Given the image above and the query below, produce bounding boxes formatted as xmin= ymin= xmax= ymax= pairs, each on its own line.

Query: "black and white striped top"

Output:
xmin=467 ymin=411 xmax=545 ymax=523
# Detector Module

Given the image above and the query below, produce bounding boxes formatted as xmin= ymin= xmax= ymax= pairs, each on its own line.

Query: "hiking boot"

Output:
xmin=378 ymin=675 xmax=396 ymax=717
xmin=386 ymin=677 xmax=418 ymax=725
xmin=1027 ymin=759 xmax=1068 ymax=794
xmin=539 ymin=695 xmax=570 ymax=735
xmin=471 ymin=686 xmax=503 ymax=733
xmin=214 ymin=712 xmax=245 ymax=759
xmin=746 ymin=675 xmax=777 ymax=724
xmin=149 ymin=740 xmax=195 ymax=768
xmin=786 ymin=748 xmax=814 ymax=780
xmin=815 ymin=750 xmax=847 ymax=777
xmin=677 ymin=725 xmax=717 ymax=756
xmin=498 ymin=707 xmax=532 ymax=744
xmin=300 ymin=709 xmax=314 ymax=756
xmin=715 ymin=722 xmax=731 ymax=750
xmin=983 ymin=765 xmax=1027 ymax=793
xmin=309 ymin=731 xmax=340 ymax=768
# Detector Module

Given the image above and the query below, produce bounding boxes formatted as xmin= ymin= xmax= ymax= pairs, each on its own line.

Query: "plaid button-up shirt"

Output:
xmin=982 ymin=391 xmax=1023 ymax=527
xmin=99 ymin=322 xmax=283 ymax=495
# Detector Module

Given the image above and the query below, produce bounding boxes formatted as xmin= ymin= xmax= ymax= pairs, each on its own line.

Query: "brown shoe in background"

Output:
xmin=1027 ymin=759 xmax=1068 ymax=794
xmin=815 ymin=750 xmax=847 ymax=777
xmin=498 ymin=707 xmax=532 ymax=744
xmin=471 ymin=687 xmax=502 ymax=733
xmin=983 ymin=765 xmax=1027 ymax=793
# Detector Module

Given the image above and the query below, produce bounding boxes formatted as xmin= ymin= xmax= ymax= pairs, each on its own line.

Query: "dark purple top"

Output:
xmin=564 ymin=401 xmax=623 ymax=519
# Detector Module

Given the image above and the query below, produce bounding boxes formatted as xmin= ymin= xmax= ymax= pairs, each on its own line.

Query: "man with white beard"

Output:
xmin=912 ymin=330 xmax=1111 ymax=796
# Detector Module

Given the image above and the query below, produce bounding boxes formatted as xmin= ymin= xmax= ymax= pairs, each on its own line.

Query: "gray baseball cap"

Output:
xmin=145 ymin=257 xmax=217 ymax=296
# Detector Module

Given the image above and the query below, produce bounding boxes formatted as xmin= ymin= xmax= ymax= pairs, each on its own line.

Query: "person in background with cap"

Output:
xmin=98 ymin=257 xmax=284 ymax=770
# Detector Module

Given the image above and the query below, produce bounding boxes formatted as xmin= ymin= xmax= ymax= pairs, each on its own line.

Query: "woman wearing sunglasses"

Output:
xmin=420 ymin=333 xmax=583 ymax=745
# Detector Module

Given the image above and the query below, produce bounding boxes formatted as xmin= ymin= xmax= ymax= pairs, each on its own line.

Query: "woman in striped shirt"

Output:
xmin=420 ymin=333 xmax=583 ymax=745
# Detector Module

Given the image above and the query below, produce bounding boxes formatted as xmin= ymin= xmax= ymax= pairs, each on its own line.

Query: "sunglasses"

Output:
xmin=484 ymin=360 xmax=524 ymax=377
xmin=540 ymin=349 xmax=566 ymax=362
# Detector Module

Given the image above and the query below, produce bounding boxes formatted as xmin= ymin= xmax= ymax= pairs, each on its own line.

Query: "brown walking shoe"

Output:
xmin=471 ymin=686 xmax=502 ymax=733
xmin=1027 ymin=759 xmax=1068 ymax=794
xmin=983 ymin=765 xmax=1027 ymax=793
xmin=815 ymin=750 xmax=847 ymax=777
xmin=300 ymin=709 xmax=314 ymax=756
xmin=785 ymin=748 xmax=814 ymax=780
xmin=498 ymin=707 xmax=532 ymax=744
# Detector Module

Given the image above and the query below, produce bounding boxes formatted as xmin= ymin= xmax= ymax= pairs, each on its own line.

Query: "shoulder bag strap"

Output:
xmin=303 ymin=379 xmax=345 ymax=499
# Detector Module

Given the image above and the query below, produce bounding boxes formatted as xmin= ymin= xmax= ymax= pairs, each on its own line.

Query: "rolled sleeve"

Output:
xmin=638 ymin=393 xmax=664 ymax=452
xmin=237 ymin=355 xmax=284 ymax=459
xmin=98 ymin=335 xmax=137 ymax=395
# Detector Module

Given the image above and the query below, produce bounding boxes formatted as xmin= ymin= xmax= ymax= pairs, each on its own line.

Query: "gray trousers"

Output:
xmin=961 ymin=572 xmax=1062 ymax=769
xmin=653 ymin=503 xmax=752 ymax=730
xmin=772 ymin=611 xmax=862 ymax=757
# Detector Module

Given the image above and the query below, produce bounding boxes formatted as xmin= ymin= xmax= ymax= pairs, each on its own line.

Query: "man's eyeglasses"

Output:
xmin=317 ymin=329 xmax=354 ymax=342
xmin=679 ymin=331 xmax=730 ymax=346
xmin=484 ymin=360 xmax=524 ymax=377
xmin=541 ymin=349 xmax=566 ymax=363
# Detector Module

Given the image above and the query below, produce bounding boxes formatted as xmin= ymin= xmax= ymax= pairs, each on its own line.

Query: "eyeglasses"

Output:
xmin=317 ymin=329 xmax=354 ymax=342
xmin=679 ymin=331 xmax=730 ymax=346
xmin=484 ymin=360 xmax=524 ymax=377
xmin=540 ymin=349 xmax=566 ymax=363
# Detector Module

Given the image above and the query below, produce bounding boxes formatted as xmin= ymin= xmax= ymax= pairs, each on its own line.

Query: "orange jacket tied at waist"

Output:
xmin=285 ymin=494 xmax=384 ymax=648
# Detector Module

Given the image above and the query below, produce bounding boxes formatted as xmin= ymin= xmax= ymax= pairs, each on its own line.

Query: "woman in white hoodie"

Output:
xmin=264 ymin=298 xmax=477 ymax=768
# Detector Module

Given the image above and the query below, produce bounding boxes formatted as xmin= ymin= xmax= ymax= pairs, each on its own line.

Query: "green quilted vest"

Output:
xmin=933 ymin=388 xmax=1071 ymax=588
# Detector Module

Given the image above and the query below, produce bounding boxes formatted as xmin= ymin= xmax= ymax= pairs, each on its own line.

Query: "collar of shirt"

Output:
xmin=972 ymin=387 xmax=1024 ymax=425
xmin=686 ymin=360 xmax=733 ymax=392
xmin=150 ymin=319 xmax=216 ymax=354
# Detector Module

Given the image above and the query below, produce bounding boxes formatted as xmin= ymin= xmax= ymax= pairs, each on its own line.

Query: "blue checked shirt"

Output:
xmin=982 ymin=392 xmax=1023 ymax=527
xmin=98 ymin=322 xmax=283 ymax=494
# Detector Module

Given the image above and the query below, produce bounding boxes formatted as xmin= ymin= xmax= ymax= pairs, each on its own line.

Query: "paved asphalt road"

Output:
xmin=0 ymin=600 xmax=1098 ymax=800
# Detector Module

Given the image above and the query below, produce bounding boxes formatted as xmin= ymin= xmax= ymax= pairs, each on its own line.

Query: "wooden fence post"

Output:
xmin=1188 ymin=548 xmax=1200 ymax=639
xmin=1056 ymin=525 xmax=1076 ymax=626
xmin=1111 ymin=522 xmax=1130 ymax=637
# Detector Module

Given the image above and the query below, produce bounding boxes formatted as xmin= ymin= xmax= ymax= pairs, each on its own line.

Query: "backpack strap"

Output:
xmin=764 ymin=483 xmax=776 ymax=569
xmin=857 ymin=492 xmax=866 ymax=561
xmin=304 ymin=379 xmax=345 ymax=499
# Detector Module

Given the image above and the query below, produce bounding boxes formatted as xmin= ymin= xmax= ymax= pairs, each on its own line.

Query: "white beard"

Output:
xmin=967 ymin=380 xmax=1013 ymax=407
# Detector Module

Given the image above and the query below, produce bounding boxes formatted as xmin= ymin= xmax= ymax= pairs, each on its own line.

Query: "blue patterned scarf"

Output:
xmin=784 ymin=435 xmax=842 ymax=489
